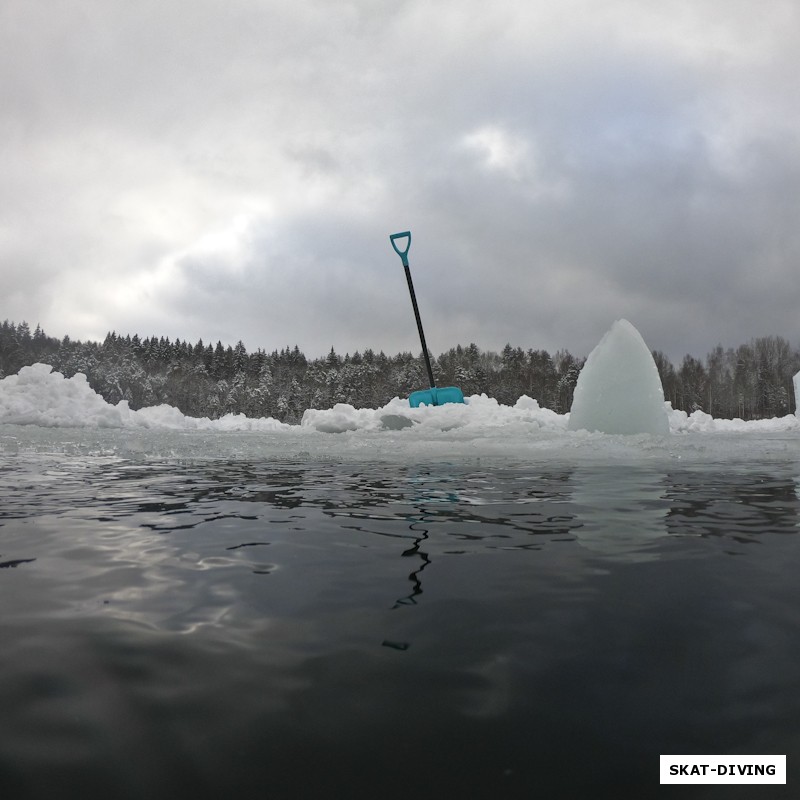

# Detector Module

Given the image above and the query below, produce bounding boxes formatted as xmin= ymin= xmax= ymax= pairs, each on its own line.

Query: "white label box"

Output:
xmin=660 ymin=755 xmax=786 ymax=784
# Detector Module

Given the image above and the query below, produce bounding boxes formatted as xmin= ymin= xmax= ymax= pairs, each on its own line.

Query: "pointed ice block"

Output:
xmin=568 ymin=319 xmax=669 ymax=435
xmin=794 ymin=370 xmax=800 ymax=417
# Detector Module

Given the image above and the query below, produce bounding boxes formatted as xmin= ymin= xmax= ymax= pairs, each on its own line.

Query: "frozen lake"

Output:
xmin=1 ymin=425 xmax=799 ymax=798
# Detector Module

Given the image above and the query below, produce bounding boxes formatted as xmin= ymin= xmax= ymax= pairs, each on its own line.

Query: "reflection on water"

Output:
xmin=1 ymin=454 xmax=800 ymax=798
xmin=3 ymin=456 xmax=800 ymax=626
xmin=571 ymin=466 xmax=669 ymax=562
xmin=392 ymin=518 xmax=430 ymax=609
xmin=666 ymin=467 xmax=800 ymax=543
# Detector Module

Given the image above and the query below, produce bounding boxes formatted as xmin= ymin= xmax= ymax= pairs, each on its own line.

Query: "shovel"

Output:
xmin=389 ymin=231 xmax=465 ymax=407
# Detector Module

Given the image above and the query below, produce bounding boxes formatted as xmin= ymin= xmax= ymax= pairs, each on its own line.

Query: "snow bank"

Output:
xmin=0 ymin=364 xmax=291 ymax=431
xmin=1 ymin=364 xmax=799 ymax=443
xmin=300 ymin=393 xmax=565 ymax=434
xmin=667 ymin=405 xmax=800 ymax=433
xmin=1 ymin=363 xmax=129 ymax=428
xmin=0 ymin=364 xmax=568 ymax=435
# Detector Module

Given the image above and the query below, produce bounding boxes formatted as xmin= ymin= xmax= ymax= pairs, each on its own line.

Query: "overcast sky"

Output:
xmin=2 ymin=0 xmax=799 ymax=363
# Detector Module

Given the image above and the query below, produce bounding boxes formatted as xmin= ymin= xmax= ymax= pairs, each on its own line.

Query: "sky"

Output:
xmin=2 ymin=0 xmax=800 ymax=364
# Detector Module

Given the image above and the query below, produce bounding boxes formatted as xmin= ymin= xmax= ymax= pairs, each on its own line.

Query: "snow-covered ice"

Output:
xmin=1 ymin=362 xmax=799 ymax=463
xmin=568 ymin=319 xmax=670 ymax=435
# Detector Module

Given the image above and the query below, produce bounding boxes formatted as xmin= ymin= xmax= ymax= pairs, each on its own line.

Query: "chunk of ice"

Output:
xmin=794 ymin=370 xmax=800 ymax=417
xmin=568 ymin=319 xmax=669 ymax=435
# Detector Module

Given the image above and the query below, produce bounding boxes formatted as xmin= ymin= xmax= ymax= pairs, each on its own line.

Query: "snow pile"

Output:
xmin=301 ymin=393 xmax=565 ymax=434
xmin=1 ymin=363 xmax=799 ymax=444
xmin=667 ymin=406 xmax=800 ymax=433
xmin=0 ymin=364 xmax=568 ymax=435
xmin=568 ymin=319 xmax=669 ymax=435
xmin=0 ymin=363 xmax=128 ymax=428
xmin=0 ymin=364 xmax=291 ymax=431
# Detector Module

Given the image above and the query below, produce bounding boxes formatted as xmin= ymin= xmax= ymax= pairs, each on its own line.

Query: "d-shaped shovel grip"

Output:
xmin=389 ymin=231 xmax=411 ymax=267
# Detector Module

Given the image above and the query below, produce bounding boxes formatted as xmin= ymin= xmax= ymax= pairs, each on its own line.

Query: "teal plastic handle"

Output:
xmin=389 ymin=231 xmax=411 ymax=267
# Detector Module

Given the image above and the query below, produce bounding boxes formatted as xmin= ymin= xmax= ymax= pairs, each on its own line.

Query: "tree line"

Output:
xmin=1 ymin=320 xmax=797 ymax=422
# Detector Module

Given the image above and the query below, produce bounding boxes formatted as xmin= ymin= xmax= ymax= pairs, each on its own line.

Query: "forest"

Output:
xmin=1 ymin=320 xmax=798 ymax=423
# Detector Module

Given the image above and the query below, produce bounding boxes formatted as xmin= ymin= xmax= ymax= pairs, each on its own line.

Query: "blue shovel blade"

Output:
xmin=408 ymin=386 xmax=466 ymax=408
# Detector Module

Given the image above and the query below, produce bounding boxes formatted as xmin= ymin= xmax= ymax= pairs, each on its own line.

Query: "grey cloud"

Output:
xmin=2 ymin=0 xmax=800 ymax=366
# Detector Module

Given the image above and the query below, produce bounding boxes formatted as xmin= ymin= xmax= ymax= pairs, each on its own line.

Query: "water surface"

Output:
xmin=1 ymin=449 xmax=799 ymax=798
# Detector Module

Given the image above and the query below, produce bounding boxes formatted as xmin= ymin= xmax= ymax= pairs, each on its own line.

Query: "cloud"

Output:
xmin=2 ymin=0 xmax=800 ymax=364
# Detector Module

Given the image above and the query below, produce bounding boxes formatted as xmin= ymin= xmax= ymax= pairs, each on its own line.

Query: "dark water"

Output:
xmin=1 ymin=453 xmax=799 ymax=799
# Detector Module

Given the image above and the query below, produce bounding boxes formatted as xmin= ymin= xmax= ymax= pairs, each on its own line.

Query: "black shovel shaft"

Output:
xmin=403 ymin=263 xmax=436 ymax=389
